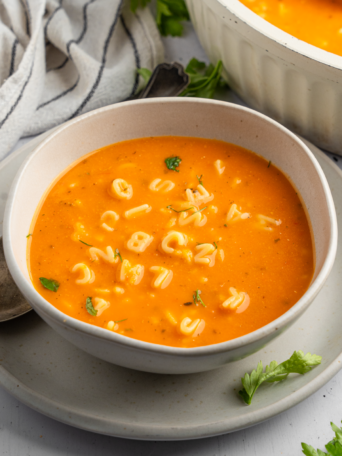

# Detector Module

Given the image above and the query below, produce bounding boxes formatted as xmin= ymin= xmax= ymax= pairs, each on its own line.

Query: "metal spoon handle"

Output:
xmin=139 ymin=62 xmax=189 ymax=99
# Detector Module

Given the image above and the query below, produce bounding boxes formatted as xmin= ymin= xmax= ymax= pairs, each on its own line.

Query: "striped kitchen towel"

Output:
xmin=0 ymin=0 xmax=164 ymax=160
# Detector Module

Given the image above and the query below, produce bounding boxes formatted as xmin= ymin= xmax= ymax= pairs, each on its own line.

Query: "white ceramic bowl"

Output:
xmin=186 ymin=0 xmax=342 ymax=154
xmin=3 ymin=98 xmax=337 ymax=374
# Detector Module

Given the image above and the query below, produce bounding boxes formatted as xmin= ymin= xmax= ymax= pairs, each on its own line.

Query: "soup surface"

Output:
xmin=29 ymin=136 xmax=314 ymax=348
xmin=239 ymin=0 xmax=342 ymax=57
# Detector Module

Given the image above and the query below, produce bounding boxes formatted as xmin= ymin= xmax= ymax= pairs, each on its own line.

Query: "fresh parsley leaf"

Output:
xmin=130 ymin=0 xmax=151 ymax=13
xmin=302 ymin=421 xmax=342 ymax=455
xmin=39 ymin=277 xmax=60 ymax=292
xmin=213 ymin=241 xmax=218 ymax=249
xmin=165 ymin=156 xmax=181 ymax=172
xmin=181 ymin=58 xmax=228 ymax=99
xmin=86 ymin=297 xmax=97 ymax=316
xmin=156 ymin=0 xmax=189 ymax=37
xmin=167 ymin=205 xmax=194 ymax=213
xmin=193 ymin=289 xmax=205 ymax=307
xmin=114 ymin=248 xmax=123 ymax=262
xmin=137 ymin=67 xmax=152 ymax=84
xmin=196 ymin=174 xmax=203 ymax=185
xmin=79 ymin=240 xmax=92 ymax=247
xmin=239 ymin=351 xmax=322 ymax=405
xmin=26 ymin=233 xmax=32 ymax=238
xmin=114 ymin=318 xmax=128 ymax=323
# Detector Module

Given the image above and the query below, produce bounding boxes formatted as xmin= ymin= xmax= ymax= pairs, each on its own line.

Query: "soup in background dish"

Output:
xmin=239 ymin=0 xmax=342 ymax=57
xmin=28 ymin=136 xmax=314 ymax=348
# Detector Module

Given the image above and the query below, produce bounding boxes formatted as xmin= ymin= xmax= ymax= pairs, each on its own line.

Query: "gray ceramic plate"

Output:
xmin=0 ymin=134 xmax=341 ymax=441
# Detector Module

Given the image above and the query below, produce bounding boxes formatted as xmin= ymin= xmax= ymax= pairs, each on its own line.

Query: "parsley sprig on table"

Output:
xmin=138 ymin=58 xmax=227 ymax=99
xmin=180 ymin=58 xmax=227 ymax=98
xmin=130 ymin=0 xmax=189 ymax=37
xmin=239 ymin=351 xmax=322 ymax=405
xmin=302 ymin=421 xmax=342 ymax=455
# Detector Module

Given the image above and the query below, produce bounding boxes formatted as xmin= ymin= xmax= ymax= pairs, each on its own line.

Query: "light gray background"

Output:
xmin=1 ymin=21 xmax=342 ymax=456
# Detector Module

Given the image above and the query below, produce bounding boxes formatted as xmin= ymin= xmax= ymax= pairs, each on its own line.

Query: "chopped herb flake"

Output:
xmin=196 ymin=174 xmax=203 ymax=186
xmin=26 ymin=234 xmax=32 ymax=238
xmin=224 ymin=224 xmax=228 ymax=227
xmin=213 ymin=241 xmax=218 ymax=249
xmin=86 ymin=297 xmax=97 ymax=316
xmin=274 ymin=238 xmax=280 ymax=243
xmin=39 ymin=277 xmax=60 ymax=292
xmin=184 ymin=302 xmax=193 ymax=306
xmin=79 ymin=240 xmax=93 ymax=247
xmin=167 ymin=205 xmax=194 ymax=213
xmin=193 ymin=289 xmax=205 ymax=307
xmin=165 ymin=156 xmax=181 ymax=172
xmin=195 ymin=206 xmax=207 ymax=213
xmin=114 ymin=248 xmax=123 ymax=262
xmin=268 ymin=160 xmax=272 ymax=168
xmin=114 ymin=318 xmax=128 ymax=323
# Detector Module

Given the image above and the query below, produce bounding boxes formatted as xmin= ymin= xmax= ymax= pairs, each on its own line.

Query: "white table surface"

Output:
xmin=1 ymin=20 xmax=342 ymax=456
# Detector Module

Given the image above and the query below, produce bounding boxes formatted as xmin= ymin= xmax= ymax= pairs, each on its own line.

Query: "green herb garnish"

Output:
xmin=156 ymin=0 xmax=189 ymax=36
xmin=213 ymin=241 xmax=218 ymax=249
xmin=114 ymin=318 xmax=128 ymax=323
xmin=181 ymin=58 xmax=227 ymax=99
xmin=302 ymin=421 xmax=342 ymax=455
xmin=165 ymin=156 xmax=181 ymax=172
xmin=137 ymin=68 xmax=152 ymax=85
xmin=26 ymin=234 xmax=32 ymax=238
xmin=39 ymin=277 xmax=60 ymax=292
xmin=224 ymin=224 xmax=228 ymax=227
xmin=194 ymin=206 xmax=207 ymax=213
xmin=268 ymin=160 xmax=272 ymax=168
xmin=79 ymin=240 xmax=92 ymax=247
xmin=193 ymin=289 xmax=205 ymax=307
xmin=167 ymin=205 xmax=194 ymax=213
xmin=130 ymin=0 xmax=151 ymax=13
xmin=114 ymin=248 xmax=123 ymax=262
xmin=86 ymin=297 xmax=97 ymax=316
xmin=131 ymin=0 xmax=189 ymax=36
xmin=239 ymin=351 xmax=322 ymax=406
xmin=196 ymin=174 xmax=203 ymax=185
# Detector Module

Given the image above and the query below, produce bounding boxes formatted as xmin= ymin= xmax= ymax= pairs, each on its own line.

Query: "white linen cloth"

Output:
xmin=0 ymin=0 xmax=164 ymax=160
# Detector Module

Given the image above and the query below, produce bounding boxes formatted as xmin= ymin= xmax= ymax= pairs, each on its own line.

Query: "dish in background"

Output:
xmin=186 ymin=0 xmax=342 ymax=154
xmin=239 ymin=0 xmax=342 ymax=57
xmin=3 ymin=98 xmax=337 ymax=374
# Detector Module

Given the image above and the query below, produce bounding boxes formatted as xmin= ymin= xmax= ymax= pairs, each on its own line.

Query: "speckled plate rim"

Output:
xmin=0 ymin=133 xmax=341 ymax=440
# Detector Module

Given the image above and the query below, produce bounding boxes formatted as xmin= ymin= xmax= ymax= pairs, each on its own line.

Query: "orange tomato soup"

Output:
xmin=239 ymin=0 xmax=342 ymax=57
xmin=28 ymin=136 xmax=314 ymax=348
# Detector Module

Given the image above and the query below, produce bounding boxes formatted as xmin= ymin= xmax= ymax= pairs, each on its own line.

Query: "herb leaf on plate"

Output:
xmin=86 ymin=297 xmax=97 ymax=316
xmin=39 ymin=277 xmax=60 ymax=292
xmin=239 ymin=350 xmax=322 ymax=405
xmin=302 ymin=421 xmax=342 ymax=455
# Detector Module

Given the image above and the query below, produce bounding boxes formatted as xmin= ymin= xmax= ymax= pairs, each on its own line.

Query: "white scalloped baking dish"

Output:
xmin=186 ymin=0 xmax=342 ymax=154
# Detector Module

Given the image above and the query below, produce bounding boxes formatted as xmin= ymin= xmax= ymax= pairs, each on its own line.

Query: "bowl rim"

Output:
xmin=3 ymin=97 xmax=338 ymax=358
xmin=214 ymin=0 xmax=342 ymax=71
